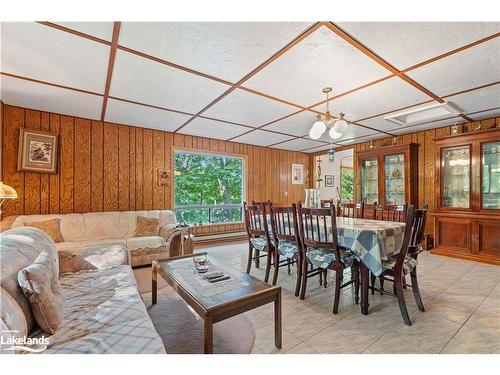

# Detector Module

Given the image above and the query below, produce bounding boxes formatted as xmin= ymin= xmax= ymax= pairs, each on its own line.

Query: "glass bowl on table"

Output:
xmin=193 ymin=252 xmax=209 ymax=273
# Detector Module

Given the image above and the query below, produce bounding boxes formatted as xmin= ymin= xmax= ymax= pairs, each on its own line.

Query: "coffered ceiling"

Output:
xmin=1 ymin=21 xmax=499 ymax=153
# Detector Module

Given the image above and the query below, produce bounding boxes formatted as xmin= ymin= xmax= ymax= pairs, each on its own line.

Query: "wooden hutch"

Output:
xmin=432 ymin=128 xmax=500 ymax=265
xmin=355 ymin=143 xmax=419 ymax=210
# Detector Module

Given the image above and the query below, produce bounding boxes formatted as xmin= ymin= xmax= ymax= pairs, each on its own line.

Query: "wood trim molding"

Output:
xmin=100 ymin=22 xmax=121 ymax=122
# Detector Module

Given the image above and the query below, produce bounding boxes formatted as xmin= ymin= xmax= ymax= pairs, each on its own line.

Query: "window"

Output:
xmin=174 ymin=150 xmax=244 ymax=225
xmin=340 ymin=166 xmax=354 ymax=203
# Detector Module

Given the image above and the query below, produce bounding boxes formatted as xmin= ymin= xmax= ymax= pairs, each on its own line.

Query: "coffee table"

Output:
xmin=152 ymin=254 xmax=282 ymax=354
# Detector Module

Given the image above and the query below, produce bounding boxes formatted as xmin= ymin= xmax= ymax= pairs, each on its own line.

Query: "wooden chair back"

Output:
xmin=297 ymin=203 xmax=341 ymax=263
xmin=372 ymin=203 xmax=408 ymax=222
xmin=337 ymin=201 xmax=365 ymax=218
xmin=270 ymin=203 xmax=300 ymax=245
xmin=320 ymin=199 xmax=334 ymax=208
xmin=243 ymin=202 xmax=272 ymax=243
xmin=408 ymin=208 xmax=427 ymax=255
xmin=394 ymin=205 xmax=415 ymax=272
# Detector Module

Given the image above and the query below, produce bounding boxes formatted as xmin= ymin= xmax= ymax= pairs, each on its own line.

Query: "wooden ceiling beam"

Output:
xmin=100 ymin=22 xmax=121 ymax=122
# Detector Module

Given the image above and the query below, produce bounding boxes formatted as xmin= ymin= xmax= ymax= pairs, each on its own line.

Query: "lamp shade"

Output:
xmin=309 ymin=120 xmax=326 ymax=140
xmin=0 ymin=182 xmax=18 ymax=200
xmin=333 ymin=119 xmax=348 ymax=133
xmin=329 ymin=127 xmax=342 ymax=140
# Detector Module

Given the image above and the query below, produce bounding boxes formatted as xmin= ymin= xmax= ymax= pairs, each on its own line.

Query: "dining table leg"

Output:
xmin=360 ymin=262 xmax=369 ymax=315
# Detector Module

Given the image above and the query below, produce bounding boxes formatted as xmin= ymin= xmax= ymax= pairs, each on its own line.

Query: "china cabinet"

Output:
xmin=355 ymin=143 xmax=418 ymax=209
xmin=433 ymin=128 xmax=500 ymax=265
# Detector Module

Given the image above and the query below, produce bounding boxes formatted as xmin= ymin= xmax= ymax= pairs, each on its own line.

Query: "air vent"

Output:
xmin=384 ymin=102 xmax=460 ymax=126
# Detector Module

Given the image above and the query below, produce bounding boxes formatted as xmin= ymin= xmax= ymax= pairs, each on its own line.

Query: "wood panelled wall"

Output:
xmin=1 ymin=103 xmax=310 ymax=235
xmin=312 ymin=116 xmax=500 ymax=234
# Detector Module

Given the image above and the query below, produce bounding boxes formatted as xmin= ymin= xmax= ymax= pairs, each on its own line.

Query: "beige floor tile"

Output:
xmin=429 ymin=290 xmax=486 ymax=314
xmin=367 ymin=333 xmax=430 ymax=354
xmin=282 ymin=311 xmax=334 ymax=341
xmin=254 ymin=327 xmax=302 ymax=354
xmin=283 ymin=342 xmax=320 ymax=354
xmin=441 ymin=325 xmax=500 ymax=354
xmin=422 ymin=300 xmax=473 ymax=325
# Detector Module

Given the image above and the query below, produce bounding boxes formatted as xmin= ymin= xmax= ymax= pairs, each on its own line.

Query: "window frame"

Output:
xmin=340 ymin=164 xmax=354 ymax=203
xmin=171 ymin=147 xmax=247 ymax=226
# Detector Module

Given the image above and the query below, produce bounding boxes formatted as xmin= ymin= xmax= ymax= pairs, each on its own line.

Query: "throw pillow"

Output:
xmin=18 ymin=251 xmax=66 ymax=334
xmin=135 ymin=216 xmax=160 ymax=237
xmin=58 ymin=251 xmax=97 ymax=274
xmin=23 ymin=218 xmax=64 ymax=243
xmin=0 ymin=287 xmax=28 ymax=342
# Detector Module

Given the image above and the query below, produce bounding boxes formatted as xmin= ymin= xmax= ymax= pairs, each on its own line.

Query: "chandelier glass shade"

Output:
xmin=309 ymin=87 xmax=349 ymax=141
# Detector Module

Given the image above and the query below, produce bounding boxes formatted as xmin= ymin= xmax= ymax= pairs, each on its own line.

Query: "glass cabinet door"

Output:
xmin=441 ymin=145 xmax=471 ymax=208
xmin=385 ymin=154 xmax=405 ymax=204
xmin=482 ymin=141 xmax=500 ymax=209
xmin=361 ymin=158 xmax=378 ymax=204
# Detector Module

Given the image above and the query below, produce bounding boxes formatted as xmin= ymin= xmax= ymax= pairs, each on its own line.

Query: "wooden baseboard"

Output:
xmin=431 ymin=248 xmax=500 ymax=265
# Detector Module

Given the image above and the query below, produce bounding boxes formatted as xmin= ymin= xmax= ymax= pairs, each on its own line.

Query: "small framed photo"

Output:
xmin=291 ymin=163 xmax=304 ymax=185
xmin=18 ymin=128 xmax=59 ymax=174
xmin=450 ymin=124 xmax=462 ymax=136
xmin=325 ymin=175 xmax=335 ymax=187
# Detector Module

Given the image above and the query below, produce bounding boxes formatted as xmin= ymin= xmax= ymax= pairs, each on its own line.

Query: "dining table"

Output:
xmin=268 ymin=215 xmax=406 ymax=315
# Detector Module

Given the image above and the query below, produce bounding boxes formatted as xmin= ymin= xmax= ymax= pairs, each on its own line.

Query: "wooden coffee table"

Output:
xmin=152 ymin=254 xmax=282 ymax=354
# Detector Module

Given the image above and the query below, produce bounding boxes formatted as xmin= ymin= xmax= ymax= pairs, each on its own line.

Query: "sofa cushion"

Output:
xmin=27 ymin=266 xmax=165 ymax=354
xmin=58 ymin=251 xmax=97 ymax=274
xmin=18 ymin=251 xmax=66 ymax=334
xmin=23 ymin=218 xmax=64 ymax=243
xmin=0 ymin=227 xmax=57 ymax=332
xmin=135 ymin=216 xmax=160 ymax=237
xmin=0 ymin=287 xmax=28 ymax=342
xmin=55 ymin=240 xmax=128 ymax=268
xmin=126 ymin=236 xmax=166 ymax=251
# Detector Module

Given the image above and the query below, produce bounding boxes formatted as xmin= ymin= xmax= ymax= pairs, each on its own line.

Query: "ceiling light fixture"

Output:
xmin=309 ymin=87 xmax=349 ymax=140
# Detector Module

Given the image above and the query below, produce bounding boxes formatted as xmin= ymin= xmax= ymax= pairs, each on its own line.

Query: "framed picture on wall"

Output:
xmin=17 ymin=128 xmax=59 ymax=174
xmin=291 ymin=163 xmax=304 ymax=185
xmin=324 ymin=175 xmax=335 ymax=187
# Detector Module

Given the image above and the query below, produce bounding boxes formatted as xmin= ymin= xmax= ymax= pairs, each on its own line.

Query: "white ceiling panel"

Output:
xmin=105 ymin=98 xmax=192 ymax=131
xmin=446 ymin=83 xmax=500 ymax=114
xmin=390 ymin=117 xmax=464 ymax=134
xmin=110 ymin=50 xmax=229 ymax=114
xmin=54 ymin=22 xmax=114 ymax=41
xmin=336 ymin=133 xmax=387 ymax=145
xmin=303 ymin=144 xmax=333 ymax=153
xmin=1 ymin=22 xmax=110 ymax=93
xmin=407 ymin=38 xmax=500 ymax=97
xmin=1 ymin=75 xmax=102 ymax=119
xmin=110 ymin=50 xmax=229 ymax=113
xmin=262 ymin=110 xmax=319 ymax=136
xmin=231 ymin=129 xmax=294 ymax=147
xmin=119 ymin=22 xmax=312 ymax=82
xmin=468 ymin=108 xmax=500 ymax=121
xmin=244 ymin=26 xmax=391 ymax=105
xmin=358 ymin=117 xmax=406 ymax=133
xmin=315 ymin=123 xmax=376 ymax=144
xmin=203 ymin=88 xmax=297 ymax=126
xmin=270 ymin=138 xmax=326 ymax=151
xmin=178 ymin=117 xmax=250 ymax=140
xmin=312 ymin=77 xmax=430 ymax=122
xmin=337 ymin=22 xmax=500 ymax=70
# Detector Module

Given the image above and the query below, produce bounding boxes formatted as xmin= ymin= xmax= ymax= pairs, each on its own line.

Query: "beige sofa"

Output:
xmin=0 ymin=227 xmax=166 ymax=354
xmin=10 ymin=210 xmax=179 ymax=267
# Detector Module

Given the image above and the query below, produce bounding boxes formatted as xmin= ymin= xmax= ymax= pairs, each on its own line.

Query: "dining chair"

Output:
xmin=320 ymin=199 xmax=334 ymax=208
xmin=297 ymin=204 xmax=359 ymax=313
xmin=243 ymin=202 xmax=275 ymax=283
xmin=270 ymin=203 xmax=301 ymax=293
xmin=369 ymin=205 xmax=424 ymax=326
xmin=337 ymin=201 xmax=365 ymax=218
xmin=371 ymin=203 xmax=408 ymax=222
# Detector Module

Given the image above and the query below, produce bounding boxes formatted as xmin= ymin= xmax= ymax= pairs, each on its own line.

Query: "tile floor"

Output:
xmin=143 ymin=241 xmax=500 ymax=354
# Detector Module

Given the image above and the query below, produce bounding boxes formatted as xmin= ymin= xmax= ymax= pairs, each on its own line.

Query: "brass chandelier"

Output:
xmin=309 ymin=87 xmax=349 ymax=140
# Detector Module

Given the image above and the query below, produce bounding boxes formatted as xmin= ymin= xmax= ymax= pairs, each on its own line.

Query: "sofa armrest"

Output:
xmin=159 ymin=223 xmax=178 ymax=240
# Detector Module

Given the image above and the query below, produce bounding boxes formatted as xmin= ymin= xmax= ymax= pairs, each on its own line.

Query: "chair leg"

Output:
xmin=410 ymin=269 xmax=425 ymax=312
xmin=287 ymin=259 xmax=291 ymax=275
xmin=402 ymin=275 xmax=407 ymax=289
xmin=332 ymin=268 xmax=342 ymax=314
xmin=294 ymin=255 xmax=302 ymax=297
xmin=353 ymin=263 xmax=360 ymax=305
xmin=255 ymin=249 xmax=260 ymax=268
xmin=300 ymin=258 xmax=309 ymax=300
xmin=319 ymin=268 xmax=323 ymax=286
xmin=246 ymin=244 xmax=253 ymax=274
xmin=370 ymin=273 xmax=376 ymax=295
xmin=264 ymin=249 xmax=272 ymax=283
xmin=379 ymin=276 xmax=385 ymax=295
xmin=395 ymin=274 xmax=411 ymax=326
xmin=323 ymin=269 xmax=328 ymax=288
xmin=272 ymin=249 xmax=280 ymax=285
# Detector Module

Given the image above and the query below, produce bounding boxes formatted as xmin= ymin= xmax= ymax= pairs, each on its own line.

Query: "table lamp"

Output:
xmin=0 ymin=182 xmax=18 ymax=219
